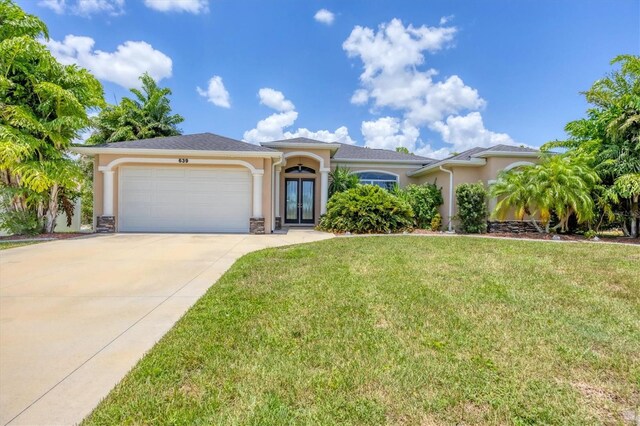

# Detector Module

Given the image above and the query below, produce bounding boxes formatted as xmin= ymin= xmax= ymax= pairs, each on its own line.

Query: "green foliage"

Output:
xmin=613 ymin=173 xmax=640 ymax=198
xmin=542 ymin=55 xmax=640 ymax=235
xmin=328 ymin=166 xmax=359 ymax=197
xmin=0 ymin=0 xmax=104 ymax=233
xmin=395 ymin=146 xmax=410 ymax=154
xmin=319 ymin=185 xmax=414 ymax=234
xmin=395 ymin=183 xmax=443 ymax=228
xmin=430 ymin=213 xmax=442 ymax=231
xmin=87 ymin=72 xmax=184 ymax=145
xmin=490 ymin=155 xmax=599 ymax=233
xmin=583 ymin=229 xmax=597 ymax=239
xmin=455 ymin=182 xmax=488 ymax=233
xmin=0 ymin=208 xmax=41 ymax=235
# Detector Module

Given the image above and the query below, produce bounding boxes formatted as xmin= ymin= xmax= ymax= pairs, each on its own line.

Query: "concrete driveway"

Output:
xmin=0 ymin=230 xmax=332 ymax=425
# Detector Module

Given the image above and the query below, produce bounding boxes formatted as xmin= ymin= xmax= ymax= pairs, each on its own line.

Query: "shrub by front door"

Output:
xmin=285 ymin=178 xmax=315 ymax=224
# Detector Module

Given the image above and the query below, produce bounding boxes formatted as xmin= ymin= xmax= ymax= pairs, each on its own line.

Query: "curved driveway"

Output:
xmin=0 ymin=231 xmax=331 ymax=425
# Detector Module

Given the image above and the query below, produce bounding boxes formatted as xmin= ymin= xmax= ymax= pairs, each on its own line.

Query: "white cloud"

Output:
xmin=44 ymin=35 xmax=172 ymax=89
xmin=144 ymin=0 xmax=208 ymax=13
xmin=39 ymin=0 xmax=125 ymax=16
xmin=244 ymin=111 xmax=299 ymax=143
xmin=197 ymin=75 xmax=230 ymax=108
xmin=284 ymin=127 xmax=355 ymax=145
xmin=350 ymin=89 xmax=369 ymax=105
xmin=258 ymin=88 xmax=295 ymax=112
xmin=243 ymin=88 xmax=355 ymax=145
xmin=314 ymin=9 xmax=335 ymax=25
xmin=439 ymin=15 xmax=454 ymax=25
xmin=430 ymin=112 xmax=515 ymax=152
xmin=361 ymin=117 xmax=418 ymax=151
xmin=343 ymin=18 xmax=515 ymax=156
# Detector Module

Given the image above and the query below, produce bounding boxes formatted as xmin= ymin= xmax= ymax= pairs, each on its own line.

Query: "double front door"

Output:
xmin=285 ymin=178 xmax=315 ymax=224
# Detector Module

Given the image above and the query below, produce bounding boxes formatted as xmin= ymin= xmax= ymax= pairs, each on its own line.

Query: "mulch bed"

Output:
xmin=412 ymin=229 xmax=640 ymax=245
xmin=0 ymin=232 xmax=90 ymax=241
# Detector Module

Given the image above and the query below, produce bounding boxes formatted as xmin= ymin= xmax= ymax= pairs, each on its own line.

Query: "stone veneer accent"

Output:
xmin=96 ymin=216 xmax=115 ymax=233
xmin=275 ymin=217 xmax=282 ymax=230
xmin=249 ymin=217 xmax=265 ymax=234
xmin=487 ymin=220 xmax=540 ymax=234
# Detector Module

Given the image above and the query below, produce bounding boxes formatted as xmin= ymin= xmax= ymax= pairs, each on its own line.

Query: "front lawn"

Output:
xmin=85 ymin=237 xmax=639 ymax=425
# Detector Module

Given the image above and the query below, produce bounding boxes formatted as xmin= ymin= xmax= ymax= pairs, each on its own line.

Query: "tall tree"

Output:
xmin=543 ymin=55 xmax=640 ymax=236
xmin=87 ymin=73 xmax=184 ymax=145
xmin=0 ymin=0 xmax=104 ymax=233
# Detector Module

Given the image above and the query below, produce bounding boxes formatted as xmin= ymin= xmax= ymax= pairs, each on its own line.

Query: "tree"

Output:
xmin=328 ymin=166 xmax=359 ymax=198
xmin=490 ymin=165 xmax=547 ymax=232
xmin=395 ymin=146 xmax=410 ymax=154
xmin=87 ymin=73 xmax=184 ymax=145
xmin=0 ymin=0 xmax=104 ymax=233
xmin=543 ymin=55 xmax=640 ymax=236
xmin=490 ymin=155 xmax=599 ymax=233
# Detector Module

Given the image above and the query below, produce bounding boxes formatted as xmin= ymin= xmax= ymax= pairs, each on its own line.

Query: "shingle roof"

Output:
xmin=481 ymin=144 xmax=538 ymax=154
xmin=266 ymin=137 xmax=333 ymax=144
xmin=444 ymin=147 xmax=488 ymax=161
xmin=333 ymin=143 xmax=435 ymax=162
xmin=88 ymin=133 xmax=276 ymax=152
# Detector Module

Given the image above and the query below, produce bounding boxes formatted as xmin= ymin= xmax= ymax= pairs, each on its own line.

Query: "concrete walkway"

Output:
xmin=0 ymin=230 xmax=332 ymax=425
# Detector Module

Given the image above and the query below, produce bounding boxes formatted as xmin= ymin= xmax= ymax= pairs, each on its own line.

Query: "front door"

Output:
xmin=285 ymin=178 xmax=315 ymax=224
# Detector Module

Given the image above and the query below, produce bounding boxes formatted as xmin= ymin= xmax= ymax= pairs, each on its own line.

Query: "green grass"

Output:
xmin=84 ymin=237 xmax=640 ymax=425
xmin=0 ymin=241 xmax=39 ymax=250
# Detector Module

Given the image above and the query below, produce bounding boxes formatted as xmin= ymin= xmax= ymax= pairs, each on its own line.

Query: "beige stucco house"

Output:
xmin=72 ymin=133 xmax=540 ymax=234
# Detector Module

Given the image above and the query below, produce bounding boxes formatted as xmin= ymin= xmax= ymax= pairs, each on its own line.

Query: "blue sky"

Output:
xmin=18 ymin=0 xmax=640 ymax=158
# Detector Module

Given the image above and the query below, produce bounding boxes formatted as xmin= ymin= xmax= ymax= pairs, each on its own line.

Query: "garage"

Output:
xmin=118 ymin=166 xmax=252 ymax=233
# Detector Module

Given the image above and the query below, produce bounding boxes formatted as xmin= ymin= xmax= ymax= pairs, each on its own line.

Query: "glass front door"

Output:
xmin=285 ymin=178 xmax=315 ymax=224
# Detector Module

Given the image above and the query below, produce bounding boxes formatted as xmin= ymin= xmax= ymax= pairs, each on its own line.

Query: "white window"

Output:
xmin=353 ymin=171 xmax=398 ymax=190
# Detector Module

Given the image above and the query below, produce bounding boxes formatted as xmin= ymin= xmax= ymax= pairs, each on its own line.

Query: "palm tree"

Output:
xmin=87 ymin=73 xmax=184 ymax=145
xmin=490 ymin=155 xmax=599 ymax=233
xmin=328 ymin=166 xmax=359 ymax=197
xmin=490 ymin=165 xmax=547 ymax=232
xmin=534 ymin=155 xmax=599 ymax=232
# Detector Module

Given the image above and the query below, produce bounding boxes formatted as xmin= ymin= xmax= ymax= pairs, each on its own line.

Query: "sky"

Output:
xmin=17 ymin=0 xmax=640 ymax=159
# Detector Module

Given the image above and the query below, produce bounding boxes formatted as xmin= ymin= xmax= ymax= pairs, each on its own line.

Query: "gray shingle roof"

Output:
xmin=333 ymin=143 xmax=435 ymax=162
xmin=481 ymin=144 xmax=538 ymax=154
xmin=88 ymin=133 xmax=276 ymax=152
xmin=265 ymin=137 xmax=333 ymax=144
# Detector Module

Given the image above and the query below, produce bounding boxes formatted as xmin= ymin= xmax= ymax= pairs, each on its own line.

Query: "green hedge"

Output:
xmin=319 ymin=185 xmax=414 ymax=234
xmin=395 ymin=183 xmax=443 ymax=229
xmin=455 ymin=182 xmax=488 ymax=233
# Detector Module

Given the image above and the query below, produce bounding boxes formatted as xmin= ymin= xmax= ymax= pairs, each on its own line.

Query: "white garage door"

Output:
xmin=119 ymin=166 xmax=252 ymax=233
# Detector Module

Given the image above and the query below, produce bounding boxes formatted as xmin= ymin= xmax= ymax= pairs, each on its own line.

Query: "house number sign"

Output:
xmin=178 ymin=158 xmax=189 ymax=163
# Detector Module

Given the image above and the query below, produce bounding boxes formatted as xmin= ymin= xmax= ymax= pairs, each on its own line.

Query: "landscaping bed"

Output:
xmin=84 ymin=237 xmax=639 ymax=425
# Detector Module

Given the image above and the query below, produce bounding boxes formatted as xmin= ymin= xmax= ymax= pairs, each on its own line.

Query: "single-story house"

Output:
xmin=72 ymin=133 xmax=541 ymax=234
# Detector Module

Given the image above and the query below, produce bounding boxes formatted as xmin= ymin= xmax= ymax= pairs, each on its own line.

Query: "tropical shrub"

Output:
xmin=455 ymin=182 xmax=489 ymax=233
xmin=430 ymin=213 xmax=442 ymax=231
xmin=0 ymin=209 xmax=41 ymax=235
xmin=395 ymin=183 xmax=443 ymax=229
xmin=490 ymin=154 xmax=599 ymax=233
xmin=319 ymin=185 xmax=414 ymax=234
xmin=328 ymin=166 xmax=360 ymax=197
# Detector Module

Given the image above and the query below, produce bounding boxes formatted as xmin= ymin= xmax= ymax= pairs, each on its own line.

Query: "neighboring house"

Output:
xmin=72 ymin=133 xmax=540 ymax=234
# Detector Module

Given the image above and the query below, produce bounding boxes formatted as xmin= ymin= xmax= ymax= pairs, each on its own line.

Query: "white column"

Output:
xmin=252 ymin=171 xmax=264 ymax=218
xmin=274 ymin=166 xmax=281 ymax=217
xmin=320 ymin=169 xmax=329 ymax=215
xmin=102 ymin=170 xmax=114 ymax=216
